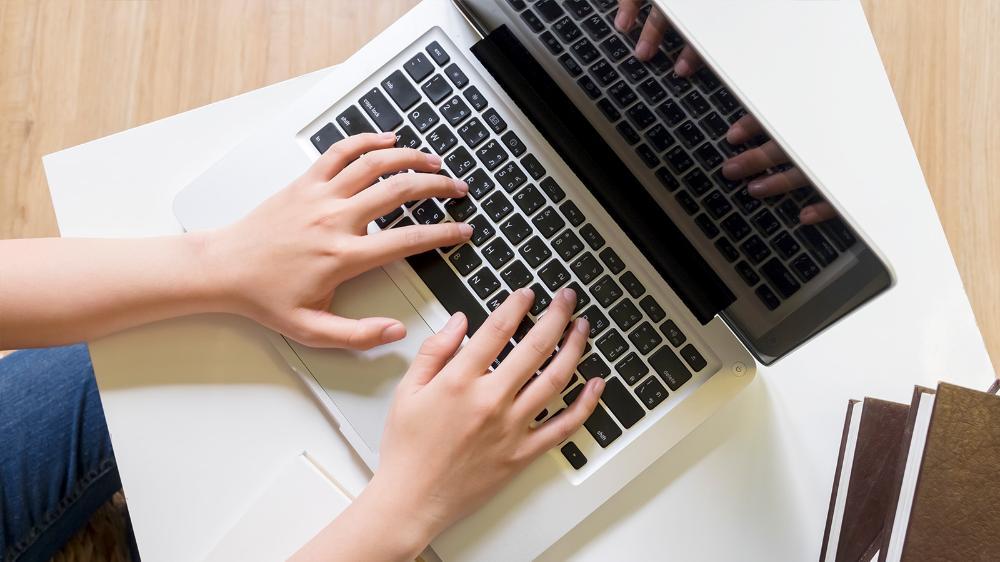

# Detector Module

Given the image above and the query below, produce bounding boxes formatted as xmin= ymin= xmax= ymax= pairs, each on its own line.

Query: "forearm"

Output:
xmin=0 ymin=234 xmax=231 ymax=348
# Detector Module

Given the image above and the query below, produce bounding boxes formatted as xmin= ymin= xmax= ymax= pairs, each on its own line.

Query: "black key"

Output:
xmin=404 ymin=53 xmax=435 ymax=82
xmin=626 ymin=103 xmax=656 ymax=131
xmin=535 ymin=0 xmax=565 ymax=21
xmin=733 ymin=187 xmax=762 ymax=215
xmin=468 ymin=267 xmax=501 ymax=299
xmin=664 ymin=146 xmax=694 ymax=174
xmin=310 ymin=122 xmax=344 ymax=154
xmin=579 ymin=224 xmax=605 ymax=250
xmin=558 ymin=52 xmax=583 ymax=77
xmin=375 ymin=206 xmax=404 ymax=228
xmin=564 ymin=383 xmax=585 ymax=405
xmin=646 ymin=50 xmax=673 ymax=74
xmin=581 ymin=14 xmax=611 ymax=39
xmin=571 ymin=38 xmax=601 ymax=65
xmin=615 ymin=121 xmax=640 ymax=145
xmin=519 ymin=236 xmax=552 ymax=268
xmin=449 ymin=244 xmax=483 ymax=276
xmin=610 ymin=299 xmax=643 ymax=332
xmin=690 ymin=68 xmax=721 ymax=93
xmin=552 ymin=229 xmax=585 ymax=261
xmin=819 ymin=217 xmax=858 ymax=252
xmin=521 ymin=9 xmax=545 ymax=32
xmin=589 ymin=59 xmax=619 ymax=86
xmin=760 ymin=257 xmax=801 ymax=298
xmin=486 ymin=290 xmax=510 ymax=311
xmin=683 ymin=169 xmax=713 ymax=197
xmin=619 ymin=56 xmax=649 ymax=84
xmin=702 ymin=191 xmax=732 ymax=220
xmin=596 ymin=329 xmax=629 ymax=362
xmin=771 ymin=231 xmax=801 ymax=260
xmin=720 ymin=213 xmax=752 ymax=241
xmin=645 ymin=124 xmax=675 ymax=152
xmin=791 ymin=253 xmax=820 ymax=283
xmin=534 ymin=408 xmax=548 ymax=423
xmin=776 ymin=198 xmax=802 ymax=227
xmin=393 ymin=126 xmax=420 ymax=150
xmin=659 ymin=319 xmax=687 ymax=347
xmin=359 ymin=88 xmax=403 ymax=132
xmin=796 ymin=225 xmax=839 ymax=266
xmin=494 ymin=161 xmax=528 ymax=192
xmin=336 ymin=106 xmax=375 ymax=135
xmin=579 ymin=305 xmax=610 ymax=338
xmin=444 ymin=63 xmax=469 ymax=88
xmin=457 ymin=117 xmax=489 ymax=149
xmin=513 ymin=184 xmax=546 ymax=215
xmin=532 ymin=206 xmax=567 ymax=238
xmin=492 ymin=342 xmax=515 ymax=369
xmin=598 ymin=249 xmax=625 ymax=274
xmin=694 ymin=143 xmax=723 ymax=169
xmin=578 ymin=351 xmax=611 ymax=379
xmin=661 ymin=71 xmax=692 ymax=96
xmin=406 ymin=250 xmax=488 ymax=338
xmin=445 ymin=197 xmax=477 ymax=222
xmin=735 ymin=261 xmax=760 ymax=287
xmin=564 ymin=0 xmax=593 ymax=18
xmin=717 ymin=139 xmax=741 ymax=158
xmin=468 ymin=215 xmax=495 ymax=246
xmin=617 ymin=353 xmax=649 ymax=386
xmin=539 ymin=31 xmax=564 ymax=54
xmin=413 ymin=199 xmax=445 ymax=224
xmin=393 ymin=216 xmax=414 ymax=229
xmin=407 ymin=102 xmax=440 ymax=133
xmin=635 ymin=376 xmax=668 ymax=409
xmin=608 ymin=80 xmax=638 ymax=108
xmin=426 ymin=124 xmax=458 ymax=155
xmin=700 ymin=112 xmax=729 ymax=138
xmin=676 ymin=120 xmax=705 ymax=148
xmin=500 ymin=214 xmax=532 ymax=245
xmin=590 ymin=274 xmax=623 ymax=307
xmin=568 ymin=282 xmax=591 ymax=312
xmin=740 ymin=235 xmax=771 ymax=265
xmin=513 ymin=318 xmax=534 ymax=342
xmin=500 ymin=131 xmax=527 ymax=158
xmin=751 ymin=209 xmax=781 ymax=237
xmin=465 ymin=169 xmax=496 ymax=200
xmin=500 ymin=260 xmax=533 ymax=290
xmin=628 ymin=321 xmax=662 ymax=355
xmin=637 ymin=77 xmax=667 ymax=104
xmin=426 ymin=41 xmax=450 ymax=66
xmin=601 ymin=377 xmax=645 ymax=429
xmin=649 ymin=346 xmax=692 ymax=391
xmin=561 ymin=442 xmax=587 ymax=470
xmin=475 ymin=139 xmax=509 ymax=170
xmin=599 ymin=36 xmax=630 ymax=61
xmin=483 ymin=192 xmax=514 ymax=223
xmin=679 ymin=344 xmax=707 ymax=372
xmin=714 ymin=236 xmax=739 ymax=262
xmin=482 ymin=238 xmax=515 ymax=269
xmin=521 ymin=154 xmax=546 ymax=181
xmin=656 ymin=99 xmax=685 ymax=127
xmin=421 ymin=74 xmax=454 ymax=104
xmin=755 ymin=284 xmax=780 ymax=310
xmin=576 ymin=75 xmax=601 ymax=100
xmin=482 ymin=108 xmax=508 ymax=134
xmin=654 ymin=167 xmax=680 ymax=191
xmin=463 ymin=85 xmax=488 ymax=112
xmin=620 ymin=271 xmax=645 ymax=298
xmin=584 ymin=404 xmax=622 ymax=448
xmin=539 ymin=260 xmax=572 ymax=291
xmin=681 ymin=90 xmax=711 ymax=116
xmin=539 ymin=177 xmax=566 ymax=203
xmin=695 ymin=213 xmax=720 ymax=238
xmin=440 ymin=95 xmax=472 ymax=126
xmin=553 ymin=16 xmax=582 ymax=42
xmin=445 ymin=147 xmax=476 ymax=176
xmin=710 ymin=88 xmax=741 ymax=114
xmin=639 ymin=295 xmax=666 ymax=323
xmin=675 ymin=190 xmax=699 ymax=215
xmin=559 ymin=201 xmax=585 ymax=226
xmin=570 ymin=253 xmax=604 ymax=284
xmin=381 ymin=70 xmax=421 ymax=111
xmin=529 ymin=283 xmax=552 ymax=315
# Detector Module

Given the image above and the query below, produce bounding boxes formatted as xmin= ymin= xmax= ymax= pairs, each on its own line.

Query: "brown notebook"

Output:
xmin=881 ymin=383 xmax=1000 ymax=561
xmin=820 ymin=398 xmax=909 ymax=562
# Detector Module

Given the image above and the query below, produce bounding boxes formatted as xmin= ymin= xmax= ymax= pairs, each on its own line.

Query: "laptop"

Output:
xmin=172 ymin=0 xmax=894 ymax=559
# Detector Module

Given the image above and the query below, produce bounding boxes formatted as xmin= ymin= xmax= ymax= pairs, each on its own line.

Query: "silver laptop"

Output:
xmin=172 ymin=0 xmax=894 ymax=559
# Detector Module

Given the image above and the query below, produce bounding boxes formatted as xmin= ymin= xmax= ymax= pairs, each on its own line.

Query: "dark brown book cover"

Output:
xmin=898 ymin=382 xmax=1000 ymax=561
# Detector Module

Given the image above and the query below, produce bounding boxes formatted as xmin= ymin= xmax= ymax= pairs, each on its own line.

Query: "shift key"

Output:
xmin=583 ymin=404 xmax=622 ymax=448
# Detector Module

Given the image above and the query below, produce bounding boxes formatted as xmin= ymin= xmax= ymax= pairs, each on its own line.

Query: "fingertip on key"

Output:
xmin=457 ymin=222 xmax=473 ymax=237
xmin=425 ymin=152 xmax=442 ymax=168
xmin=560 ymin=287 xmax=576 ymax=304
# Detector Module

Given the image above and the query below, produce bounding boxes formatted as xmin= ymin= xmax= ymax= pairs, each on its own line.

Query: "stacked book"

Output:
xmin=819 ymin=381 xmax=1000 ymax=562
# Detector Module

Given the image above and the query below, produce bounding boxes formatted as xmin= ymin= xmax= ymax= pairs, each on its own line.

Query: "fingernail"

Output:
xmin=382 ymin=322 xmax=406 ymax=341
xmin=635 ymin=40 xmax=653 ymax=60
xmin=590 ymin=377 xmax=605 ymax=395
xmin=425 ymin=153 xmax=442 ymax=167
xmin=561 ymin=287 xmax=577 ymax=303
xmin=453 ymin=179 xmax=469 ymax=194
xmin=458 ymin=222 xmax=473 ymax=237
xmin=674 ymin=59 xmax=690 ymax=76
xmin=575 ymin=317 xmax=590 ymax=334
xmin=614 ymin=11 xmax=629 ymax=31
xmin=444 ymin=312 xmax=465 ymax=332
xmin=747 ymin=180 xmax=764 ymax=197
xmin=518 ymin=287 xmax=535 ymax=299
xmin=380 ymin=131 xmax=396 ymax=141
xmin=722 ymin=161 xmax=741 ymax=179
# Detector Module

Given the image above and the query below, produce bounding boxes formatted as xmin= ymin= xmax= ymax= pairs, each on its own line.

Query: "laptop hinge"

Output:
xmin=470 ymin=25 xmax=735 ymax=324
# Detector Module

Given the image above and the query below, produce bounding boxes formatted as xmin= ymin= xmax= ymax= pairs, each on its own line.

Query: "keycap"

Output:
xmin=535 ymin=0 xmax=565 ymax=21
xmin=413 ymin=199 xmax=445 ymax=225
xmin=582 ymin=13 xmax=612 ymax=39
xmin=406 ymin=250 xmax=488 ymax=338
xmin=529 ymin=283 xmax=552 ymax=315
xmin=720 ymin=213 xmax=751 ymax=241
xmin=589 ymin=59 xmax=620 ymax=86
xmin=776 ymin=198 xmax=802 ymax=227
xmin=681 ymin=90 xmax=711 ymax=116
xmin=375 ymin=206 xmax=403 ymax=228
xmin=539 ymin=177 xmax=565 ymax=203
xmin=615 ymin=121 xmax=640 ymax=145
xmin=760 ymin=257 xmax=801 ymax=298
xmin=791 ymin=253 xmax=821 ymax=283
xmin=771 ymin=231 xmax=801 ymax=260
xmin=571 ymin=38 xmax=601 ymax=64
xmin=659 ymin=319 xmax=686 ymax=347
xmin=579 ymin=305 xmax=610 ymax=339
xmin=654 ymin=168 xmax=680 ymax=192
xmin=407 ymin=102 xmax=440 ymax=133
xmin=740 ymin=235 xmax=772 ymax=265
xmin=552 ymin=229 xmax=585 ymax=261
xmin=426 ymin=41 xmax=450 ymax=65
xmin=635 ymin=376 xmax=668 ymax=409
xmin=310 ymin=122 xmax=344 ymax=154
xmin=710 ymin=88 xmax=741 ymax=114
xmin=468 ymin=215 xmax=495 ymax=246
xmin=570 ymin=253 xmax=604 ymax=284
xmin=616 ymin=352 xmax=648 ymax=385
xmin=628 ymin=322 xmax=662 ymax=355
xmin=539 ymin=31 xmax=564 ymax=54
xmin=714 ymin=237 xmax=739 ymax=262
xmin=482 ymin=238 xmax=514 ymax=269
xmin=691 ymin=68 xmax=721 ymax=93
xmin=393 ymin=216 xmax=415 ymax=229
xmin=608 ymin=80 xmax=638 ymax=109
xmin=519 ymin=236 xmax=552 ymax=268
xmin=583 ymin=404 xmax=622 ymax=448
xmin=610 ymin=299 xmax=642 ymax=332
xmin=465 ymin=169 xmax=496 ymax=200
xmin=564 ymin=383 xmax=585 ymax=405
xmin=426 ymin=125 xmax=458 ymax=155
xmin=500 ymin=131 xmax=527 ymax=157
xmin=597 ymin=329 xmax=629 ymax=362
xmin=539 ymin=260 xmax=572 ymax=291
xmin=553 ymin=16 xmax=582 ymax=42
xmin=638 ymin=295 xmax=665 ymax=323
xmin=444 ymin=63 xmax=469 ymax=88
xmin=422 ymin=75 xmax=453 ymax=104
xmin=568 ymin=282 xmax=591 ymax=312
xmin=638 ymin=77 xmax=667 ymax=104
xmin=468 ymin=268 xmax=501 ymax=299
xmin=646 ymin=50 xmax=673 ymax=74
xmin=599 ymin=35 xmax=630 ymax=61
xmin=695 ymin=213 xmax=720 ymax=239
xmin=444 ymin=197 xmax=476 ymax=223
xmin=483 ymin=192 xmax=514 ymax=223
xmin=500 ymin=260 xmax=533 ymax=290
xmin=796 ymin=225 xmax=839 ymax=266
xmin=513 ymin=317 xmax=534 ymax=342
xmin=521 ymin=154 xmax=546 ymax=181
xmin=475 ymin=139 xmax=509 ymax=171
xmin=679 ymin=344 xmax=707 ymax=372
xmin=675 ymin=190 xmax=699 ymax=215
xmin=404 ymin=53 xmax=435 ymax=82
xmin=819 ymin=217 xmax=858 ymax=251
xmin=700 ymin=112 xmax=729 ymax=138
xmin=589 ymin=275 xmax=623 ymax=307
xmin=733 ymin=187 xmax=762 ymax=215
xmin=735 ymin=261 xmax=760 ymax=287
xmin=521 ymin=8 xmax=545 ymax=32
xmin=619 ymin=271 xmax=645 ymax=298
xmin=751 ymin=209 xmax=781 ymax=237
xmin=578 ymin=352 xmax=611 ymax=379
xmin=463 ymin=85 xmax=488 ymax=111
xmin=556 ymin=201 xmax=584 ymax=227
xmin=561 ymin=442 xmax=587 ymax=469
xmin=445 ymin=147 xmax=476 ymax=176
xmin=494 ymin=161 xmax=527 ymax=193
xmin=532 ymin=207 xmax=567 ymax=238
xmin=755 ymin=284 xmax=780 ymax=310
xmin=694 ymin=143 xmax=723 ymax=169
xmin=486 ymin=290 xmax=510 ymax=311
xmin=576 ymin=224 xmax=603 ymax=251
xmin=664 ymin=146 xmax=694 ymax=174
xmin=559 ymin=52 xmax=583 ymax=76
xmin=601 ymin=377 xmax=645 ymax=429
xmin=634 ymin=144 xmax=657 ymax=168
xmin=358 ymin=88 xmax=403 ymax=132
xmin=449 ymin=244 xmax=483 ymax=276
xmin=456 ymin=118 xmax=488 ymax=149
xmin=594 ymin=98 xmax=620 ymax=122
xmin=644 ymin=124 xmax=674 ymax=153
xmin=440 ymin=96 xmax=471 ymax=126
xmin=649 ymin=346 xmax=692 ymax=391
xmin=500 ymin=214 xmax=532 ymax=245
xmin=381 ymin=70 xmax=421 ymax=110
xmin=576 ymin=75 xmax=602 ymax=100
xmin=513 ymin=184 xmax=546 ymax=215
xmin=619 ymin=56 xmax=649 ymax=83
xmin=336 ymin=106 xmax=375 ymax=135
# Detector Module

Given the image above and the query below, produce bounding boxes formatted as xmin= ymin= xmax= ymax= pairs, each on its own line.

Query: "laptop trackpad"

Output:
xmin=284 ymin=267 xmax=433 ymax=459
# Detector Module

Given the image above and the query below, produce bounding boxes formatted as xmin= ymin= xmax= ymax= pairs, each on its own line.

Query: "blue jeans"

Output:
xmin=0 ymin=345 xmax=136 ymax=562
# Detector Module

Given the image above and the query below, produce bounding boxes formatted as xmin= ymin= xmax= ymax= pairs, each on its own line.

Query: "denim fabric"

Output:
xmin=0 ymin=344 xmax=135 ymax=562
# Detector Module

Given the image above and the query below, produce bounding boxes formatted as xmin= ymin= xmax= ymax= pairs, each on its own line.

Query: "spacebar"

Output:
xmin=405 ymin=250 xmax=489 ymax=338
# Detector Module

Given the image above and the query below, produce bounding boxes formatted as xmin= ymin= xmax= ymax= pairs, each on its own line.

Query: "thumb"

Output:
xmin=403 ymin=312 xmax=467 ymax=387
xmin=287 ymin=309 xmax=406 ymax=350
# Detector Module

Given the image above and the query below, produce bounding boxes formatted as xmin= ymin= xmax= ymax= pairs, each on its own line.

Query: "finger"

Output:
xmin=286 ymin=309 xmax=406 ymax=351
xmin=454 ymin=287 xmax=535 ymax=375
xmin=350 ymin=173 xmax=468 ymax=225
xmin=403 ymin=312 xmax=467 ymax=388
xmin=800 ymin=202 xmax=837 ymax=225
xmin=726 ymin=114 xmax=763 ymax=145
xmin=525 ymin=378 xmax=605 ymax=456
xmin=673 ymin=45 xmax=703 ymax=77
xmin=330 ymin=148 xmax=443 ymax=198
xmin=515 ymin=316 xmax=589 ymax=419
xmin=634 ymin=9 xmax=670 ymax=60
xmin=495 ymin=287 xmax=578 ymax=396
xmin=721 ymin=140 xmax=788 ymax=181
xmin=614 ymin=0 xmax=643 ymax=31
xmin=348 ymin=222 xmax=472 ymax=274
xmin=746 ymin=167 xmax=809 ymax=199
xmin=309 ymin=132 xmax=397 ymax=183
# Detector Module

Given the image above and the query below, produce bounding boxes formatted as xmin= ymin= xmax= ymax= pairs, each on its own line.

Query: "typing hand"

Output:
xmin=209 ymin=132 xmax=472 ymax=350
xmin=615 ymin=0 xmax=701 ymax=75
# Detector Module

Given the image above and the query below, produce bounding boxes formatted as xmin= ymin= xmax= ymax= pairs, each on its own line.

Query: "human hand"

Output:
xmin=614 ymin=0 xmax=701 ymax=75
xmin=206 ymin=132 xmax=473 ymax=349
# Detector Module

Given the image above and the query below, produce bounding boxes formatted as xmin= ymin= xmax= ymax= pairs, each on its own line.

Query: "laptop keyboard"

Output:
xmin=308 ymin=36 xmax=710 ymax=471
xmin=510 ymin=0 xmax=859 ymax=311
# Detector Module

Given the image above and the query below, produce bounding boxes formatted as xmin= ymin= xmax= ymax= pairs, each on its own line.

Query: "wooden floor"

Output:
xmin=2 ymin=0 xmax=998 ymax=374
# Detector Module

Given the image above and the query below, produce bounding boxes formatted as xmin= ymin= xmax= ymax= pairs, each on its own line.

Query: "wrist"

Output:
xmin=182 ymin=228 xmax=246 ymax=316
xmin=354 ymin=473 xmax=441 ymax=560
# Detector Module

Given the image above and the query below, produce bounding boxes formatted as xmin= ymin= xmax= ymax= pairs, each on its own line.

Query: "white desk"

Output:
xmin=44 ymin=2 xmax=996 ymax=561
